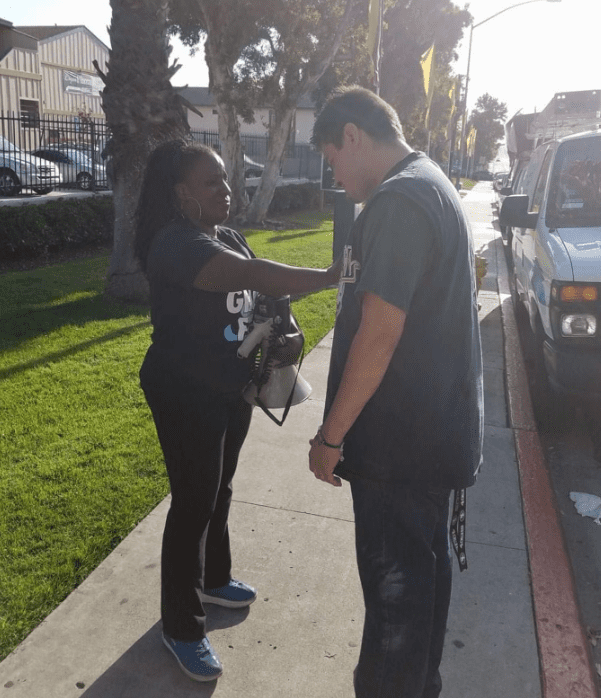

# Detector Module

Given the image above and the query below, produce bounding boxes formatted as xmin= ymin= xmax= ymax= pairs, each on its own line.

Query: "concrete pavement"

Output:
xmin=0 ymin=183 xmax=597 ymax=697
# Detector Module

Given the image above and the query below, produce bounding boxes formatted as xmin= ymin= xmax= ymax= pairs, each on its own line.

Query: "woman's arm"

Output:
xmin=193 ymin=249 xmax=341 ymax=296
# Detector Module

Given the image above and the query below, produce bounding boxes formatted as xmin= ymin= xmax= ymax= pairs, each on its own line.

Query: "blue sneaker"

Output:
xmin=162 ymin=633 xmax=223 ymax=682
xmin=201 ymin=579 xmax=257 ymax=608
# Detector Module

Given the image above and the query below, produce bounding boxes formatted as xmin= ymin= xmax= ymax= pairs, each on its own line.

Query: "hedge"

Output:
xmin=0 ymin=196 xmax=114 ymax=262
xmin=0 ymin=183 xmax=326 ymax=264
xmin=248 ymin=181 xmax=323 ymax=213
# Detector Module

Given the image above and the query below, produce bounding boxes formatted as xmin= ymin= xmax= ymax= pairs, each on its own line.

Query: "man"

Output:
xmin=309 ymin=86 xmax=484 ymax=698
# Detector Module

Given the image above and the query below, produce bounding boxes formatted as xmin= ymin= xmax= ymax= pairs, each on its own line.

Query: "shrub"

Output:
xmin=246 ymin=182 xmax=322 ymax=213
xmin=0 ymin=196 xmax=114 ymax=262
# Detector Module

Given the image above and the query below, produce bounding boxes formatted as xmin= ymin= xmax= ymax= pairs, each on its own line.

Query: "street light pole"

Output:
xmin=456 ymin=0 xmax=561 ymax=185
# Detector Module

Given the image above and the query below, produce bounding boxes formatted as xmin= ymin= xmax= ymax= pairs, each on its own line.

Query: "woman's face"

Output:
xmin=178 ymin=152 xmax=231 ymax=228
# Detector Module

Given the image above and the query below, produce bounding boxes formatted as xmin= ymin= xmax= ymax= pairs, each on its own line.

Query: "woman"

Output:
xmin=135 ymin=140 xmax=338 ymax=682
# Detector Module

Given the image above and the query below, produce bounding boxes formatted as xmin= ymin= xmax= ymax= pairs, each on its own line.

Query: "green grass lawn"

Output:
xmin=0 ymin=208 xmax=337 ymax=660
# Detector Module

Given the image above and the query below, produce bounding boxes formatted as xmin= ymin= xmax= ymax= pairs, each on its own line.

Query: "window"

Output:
xmin=531 ymin=150 xmax=554 ymax=214
xmin=20 ymin=99 xmax=40 ymax=129
xmin=547 ymin=136 xmax=601 ymax=228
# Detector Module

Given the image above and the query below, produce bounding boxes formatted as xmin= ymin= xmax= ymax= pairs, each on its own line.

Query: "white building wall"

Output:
xmin=0 ymin=47 xmax=41 ymax=114
xmin=187 ymin=105 xmax=315 ymax=144
xmin=38 ymin=28 xmax=108 ymax=118
xmin=295 ymin=110 xmax=315 ymax=144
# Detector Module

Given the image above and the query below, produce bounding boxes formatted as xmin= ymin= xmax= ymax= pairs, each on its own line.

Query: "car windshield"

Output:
xmin=547 ymin=136 xmax=601 ymax=228
xmin=66 ymin=150 xmax=91 ymax=166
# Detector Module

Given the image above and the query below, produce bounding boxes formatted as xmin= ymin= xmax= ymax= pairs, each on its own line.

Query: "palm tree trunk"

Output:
xmin=98 ymin=0 xmax=188 ymax=302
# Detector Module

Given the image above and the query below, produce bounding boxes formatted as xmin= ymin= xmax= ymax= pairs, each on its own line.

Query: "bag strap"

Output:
xmin=254 ymin=350 xmax=305 ymax=427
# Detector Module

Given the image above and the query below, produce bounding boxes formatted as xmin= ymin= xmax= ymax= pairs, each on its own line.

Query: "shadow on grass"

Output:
xmin=0 ymin=293 xmax=148 ymax=354
xmin=266 ymin=229 xmax=327 ymax=244
xmin=243 ymin=228 xmax=324 ymax=244
xmin=0 ymin=319 xmax=150 ymax=381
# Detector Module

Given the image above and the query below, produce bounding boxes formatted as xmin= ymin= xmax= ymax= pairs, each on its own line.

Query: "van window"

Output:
xmin=547 ymin=135 xmax=601 ymax=228
xmin=531 ymin=150 xmax=553 ymax=214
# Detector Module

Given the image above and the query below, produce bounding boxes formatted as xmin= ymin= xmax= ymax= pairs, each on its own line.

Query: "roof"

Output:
xmin=14 ymin=25 xmax=109 ymax=51
xmin=15 ymin=25 xmax=81 ymax=40
xmin=177 ymin=86 xmax=214 ymax=106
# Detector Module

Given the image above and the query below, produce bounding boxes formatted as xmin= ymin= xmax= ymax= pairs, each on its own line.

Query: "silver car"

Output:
xmin=0 ymin=136 xmax=61 ymax=196
xmin=31 ymin=148 xmax=106 ymax=190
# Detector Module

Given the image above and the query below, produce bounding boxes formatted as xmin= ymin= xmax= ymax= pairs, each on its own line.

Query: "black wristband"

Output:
xmin=316 ymin=428 xmax=343 ymax=449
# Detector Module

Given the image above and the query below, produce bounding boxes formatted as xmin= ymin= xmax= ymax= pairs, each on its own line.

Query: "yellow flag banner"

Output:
xmin=467 ymin=126 xmax=477 ymax=156
xmin=368 ymin=0 xmax=382 ymax=89
xmin=448 ymin=79 xmax=457 ymax=121
xmin=420 ymin=43 xmax=435 ymax=124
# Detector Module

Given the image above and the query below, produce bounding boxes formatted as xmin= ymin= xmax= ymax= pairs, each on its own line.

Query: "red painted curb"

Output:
xmin=497 ymin=238 xmax=598 ymax=697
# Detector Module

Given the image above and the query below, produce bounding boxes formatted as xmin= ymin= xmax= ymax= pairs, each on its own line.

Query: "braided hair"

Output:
xmin=134 ymin=140 xmax=216 ymax=273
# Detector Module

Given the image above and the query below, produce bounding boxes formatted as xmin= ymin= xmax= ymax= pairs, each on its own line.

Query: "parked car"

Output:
xmin=31 ymin=148 xmax=106 ymax=190
xmin=473 ymin=170 xmax=494 ymax=181
xmin=244 ymin=155 xmax=264 ymax=179
xmin=56 ymin=141 xmax=106 ymax=165
xmin=0 ymin=136 xmax=61 ymax=196
xmin=500 ymin=129 xmax=601 ymax=423
xmin=497 ymin=161 xmax=529 ymax=244
xmin=493 ymin=171 xmax=509 ymax=192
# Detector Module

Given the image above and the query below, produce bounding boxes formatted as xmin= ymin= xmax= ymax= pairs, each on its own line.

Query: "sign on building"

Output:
xmin=62 ymin=70 xmax=103 ymax=97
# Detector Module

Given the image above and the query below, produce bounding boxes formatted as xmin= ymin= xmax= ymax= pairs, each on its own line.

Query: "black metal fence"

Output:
xmin=0 ymin=112 xmax=320 ymax=197
xmin=0 ymin=112 xmax=110 ymax=194
xmin=189 ymin=129 xmax=322 ymax=181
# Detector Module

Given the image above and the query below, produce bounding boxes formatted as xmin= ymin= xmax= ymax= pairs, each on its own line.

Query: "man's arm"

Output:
xmin=309 ymin=290 xmax=406 ymax=486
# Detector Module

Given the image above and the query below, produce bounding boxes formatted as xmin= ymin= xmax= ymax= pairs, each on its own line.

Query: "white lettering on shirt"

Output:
xmin=336 ymin=245 xmax=361 ymax=318
xmin=225 ymin=290 xmax=256 ymax=343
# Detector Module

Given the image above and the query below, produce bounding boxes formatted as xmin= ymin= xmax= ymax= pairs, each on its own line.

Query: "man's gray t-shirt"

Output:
xmin=327 ymin=152 xmax=484 ymax=489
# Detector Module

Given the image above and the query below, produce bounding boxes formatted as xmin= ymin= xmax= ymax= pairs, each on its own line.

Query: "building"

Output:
xmin=0 ymin=19 xmax=108 ymax=122
xmin=176 ymin=86 xmax=318 ymax=145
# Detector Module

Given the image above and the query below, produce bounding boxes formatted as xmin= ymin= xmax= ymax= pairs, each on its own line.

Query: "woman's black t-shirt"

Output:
xmin=145 ymin=219 xmax=256 ymax=392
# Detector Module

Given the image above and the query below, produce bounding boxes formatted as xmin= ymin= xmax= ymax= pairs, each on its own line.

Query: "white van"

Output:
xmin=500 ymin=129 xmax=601 ymax=421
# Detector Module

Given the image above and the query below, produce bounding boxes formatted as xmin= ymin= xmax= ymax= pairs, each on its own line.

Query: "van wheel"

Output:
xmin=0 ymin=170 xmax=22 ymax=196
xmin=528 ymin=318 xmax=572 ymax=431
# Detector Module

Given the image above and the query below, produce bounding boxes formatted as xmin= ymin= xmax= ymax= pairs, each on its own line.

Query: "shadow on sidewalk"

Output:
xmin=80 ymin=608 xmax=250 ymax=698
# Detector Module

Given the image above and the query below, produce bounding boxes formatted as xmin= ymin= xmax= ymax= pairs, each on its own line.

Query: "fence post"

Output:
xmin=90 ymin=122 xmax=97 ymax=192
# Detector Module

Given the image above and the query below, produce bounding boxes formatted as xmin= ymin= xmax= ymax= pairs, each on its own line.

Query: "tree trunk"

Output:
xmin=216 ymin=103 xmax=247 ymax=217
xmin=99 ymin=0 xmax=188 ymax=302
xmin=200 ymin=1 xmax=249 ymax=218
xmin=244 ymin=106 xmax=296 ymax=224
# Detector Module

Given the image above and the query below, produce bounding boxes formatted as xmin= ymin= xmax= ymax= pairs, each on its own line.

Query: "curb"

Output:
xmin=496 ymin=234 xmax=598 ymax=697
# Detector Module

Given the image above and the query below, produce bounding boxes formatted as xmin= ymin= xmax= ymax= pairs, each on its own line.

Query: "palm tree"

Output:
xmin=96 ymin=0 xmax=188 ymax=302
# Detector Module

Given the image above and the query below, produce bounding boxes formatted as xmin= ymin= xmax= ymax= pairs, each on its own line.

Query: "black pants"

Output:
xmin=351 ymin=479 xmax=452 ymax=698
xmin=140 ymin=353 xmax=253 ymax=641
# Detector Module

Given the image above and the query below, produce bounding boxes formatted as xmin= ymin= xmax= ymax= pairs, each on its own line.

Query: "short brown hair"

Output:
xmin=311 ymin=86 xmax=404 ymax=149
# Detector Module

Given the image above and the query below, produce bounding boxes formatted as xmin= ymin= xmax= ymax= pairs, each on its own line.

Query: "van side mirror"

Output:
xmin=500 ymin=186 xmax=513 ymax=196
xmin=499 ymin=194 xmax=539 ymax=229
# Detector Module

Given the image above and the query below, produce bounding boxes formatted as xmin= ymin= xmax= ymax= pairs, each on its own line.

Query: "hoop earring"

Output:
xmin=183 ymin=196 xmax=202 ymax=221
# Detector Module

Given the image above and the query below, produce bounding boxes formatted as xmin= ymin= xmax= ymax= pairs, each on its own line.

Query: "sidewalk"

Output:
xmin=0 ymin=183 xmax=596 ymax=697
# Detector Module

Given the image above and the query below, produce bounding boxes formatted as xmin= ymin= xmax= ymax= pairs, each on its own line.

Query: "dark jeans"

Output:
xmin=350 ymin=478 xmax=452 ymax=698
xmin=140 ymin=354 xmax=253 ymax=641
